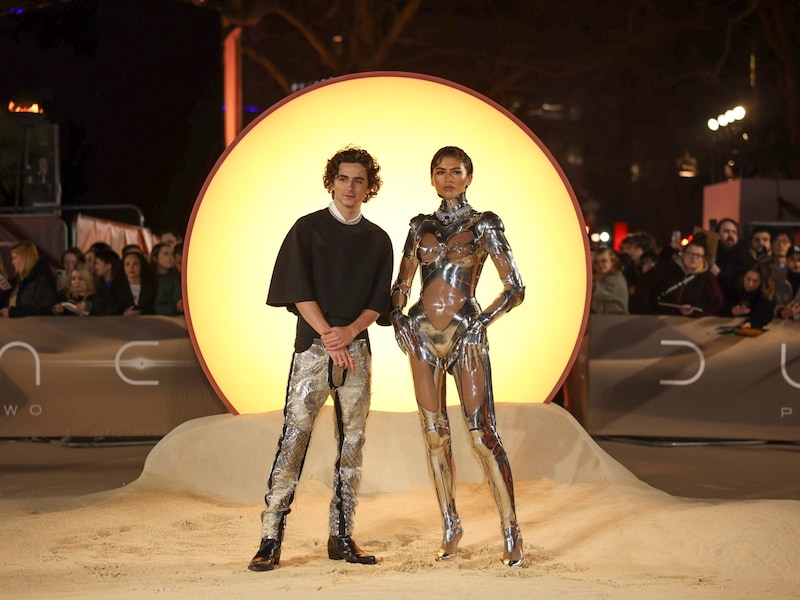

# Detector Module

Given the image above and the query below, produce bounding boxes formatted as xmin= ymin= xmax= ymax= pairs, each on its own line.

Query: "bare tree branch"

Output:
xmin=368 ymin=0 xmax=424 ymax=69
xmin=241 ymin=45 xmax=291 ymax=94
xmin=710 ymin=0 xmax=760 ymax=82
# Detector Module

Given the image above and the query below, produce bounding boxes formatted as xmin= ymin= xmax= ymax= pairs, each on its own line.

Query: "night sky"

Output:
xmin=0 ymin=0 xmax=223 ymax=235
xmin=1 ymin=1 xmax=797 ymax=242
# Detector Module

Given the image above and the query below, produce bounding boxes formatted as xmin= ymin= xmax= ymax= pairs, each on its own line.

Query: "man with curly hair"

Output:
xmin=249 ymin=147 xmax=393 ymax=571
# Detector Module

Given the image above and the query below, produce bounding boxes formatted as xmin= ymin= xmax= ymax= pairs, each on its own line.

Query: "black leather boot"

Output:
xmin=248 ymin=538 xmax=281 ymax=571
xmin=327 ymin=535 xmax=377 ymax=564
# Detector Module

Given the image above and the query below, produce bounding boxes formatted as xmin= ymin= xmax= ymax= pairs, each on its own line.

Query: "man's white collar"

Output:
xmin=328 ymin=201 xmax=362 ymax=225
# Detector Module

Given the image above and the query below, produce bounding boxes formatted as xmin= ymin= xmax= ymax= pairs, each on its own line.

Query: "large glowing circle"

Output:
xmin=185 ymin=72 xmax=589 ymax=415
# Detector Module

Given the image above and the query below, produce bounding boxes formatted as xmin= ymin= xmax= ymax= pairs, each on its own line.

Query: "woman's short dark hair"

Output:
xmin=94 ymin=248 xmax=120 ymax=268
xmin=62 ymin=246 xmax=85 ymax=264
xmin=150 ymin=242 xmax=168 ymax=263
xmin=88 ymin=241 xmax=114 ymax=254
xmin=430 ymin=146 xmax=473 ymax=176
xmin=117 ymin=249 xmax=150 ymax=282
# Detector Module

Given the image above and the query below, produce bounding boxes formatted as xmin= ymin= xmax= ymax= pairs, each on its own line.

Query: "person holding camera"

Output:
xmin=749 ymin=226 xmax=772 ymax=263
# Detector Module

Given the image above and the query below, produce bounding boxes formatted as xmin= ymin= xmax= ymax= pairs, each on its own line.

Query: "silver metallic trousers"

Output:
xmin=260 ymin=339 xmax=371 ymax=540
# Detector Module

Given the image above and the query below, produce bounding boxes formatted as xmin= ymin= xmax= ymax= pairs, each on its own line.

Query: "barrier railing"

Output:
xmin=0 ymin=316 xmax=225 ymax=438
xmin=586 ymin=315 xmax=800 ymax=442
xmin=2 ymin=314 xmax=797 ymax=442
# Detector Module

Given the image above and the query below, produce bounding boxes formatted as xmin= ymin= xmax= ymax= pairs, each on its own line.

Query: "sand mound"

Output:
xmin=136 ymin=403 xmax=641 ymax=502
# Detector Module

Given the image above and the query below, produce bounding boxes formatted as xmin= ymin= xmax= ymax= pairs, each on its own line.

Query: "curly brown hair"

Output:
xmin=322 ymin=146 xmax=382 ymax=202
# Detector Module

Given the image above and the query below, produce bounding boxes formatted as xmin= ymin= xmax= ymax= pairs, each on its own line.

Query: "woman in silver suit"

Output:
xmin=390 ymin=146 xmax=525 ymax=567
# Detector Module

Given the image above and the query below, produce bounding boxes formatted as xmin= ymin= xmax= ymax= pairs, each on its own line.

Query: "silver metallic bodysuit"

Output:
xmin=390 ymin=193 xmax=526 ymax=566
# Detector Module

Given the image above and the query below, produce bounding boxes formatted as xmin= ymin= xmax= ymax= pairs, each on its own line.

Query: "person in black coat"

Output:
xmin=0 ymin=256 xmax=11 ymax=308
xmin=52 ymin=262 xmax=112 ymax=316
xmin=0 ymin=241 xmax=57 ymax=318
xmin=631 ymin=237 xmax=723 ymax=317
xmin=720 ymin=264 xmax=775 ymax=330
xmin=109 ymin=250 xmax=156 ymax=315
xmin=155 ymin=243 xmax=183 ymax=315
xmin=711 ymin=218 xmax=755 ymax=308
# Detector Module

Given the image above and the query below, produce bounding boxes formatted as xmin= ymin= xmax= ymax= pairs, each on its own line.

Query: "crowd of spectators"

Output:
xmin=591 ymin=218 xmax=800 ymax=330
xmin=0 ymin=230 xmax=184 ymax=319
xmin=2 ymin=220 xmax=797 ymax=330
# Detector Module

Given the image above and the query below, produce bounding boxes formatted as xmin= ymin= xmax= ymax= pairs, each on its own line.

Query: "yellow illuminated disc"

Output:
xmin=185 ymin=72 xmax=589 ymax=415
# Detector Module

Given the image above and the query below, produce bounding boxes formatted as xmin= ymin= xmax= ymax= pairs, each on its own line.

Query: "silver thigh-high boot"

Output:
xmin=418 ymin=405 xmax=463 ymax=560
xmin=466 ymin=401 xmax=523 ymax=567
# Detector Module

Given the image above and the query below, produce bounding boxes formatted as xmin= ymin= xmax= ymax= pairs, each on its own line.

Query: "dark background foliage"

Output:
xmin=0 ymin=0 xmax=797 ymax=241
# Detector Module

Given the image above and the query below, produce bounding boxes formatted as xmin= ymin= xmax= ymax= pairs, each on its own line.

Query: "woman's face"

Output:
xmin=157 ymin=246 xmax=175 ymax=270
xmin=124 ymin=254 xmax=141 ymax=281
xmin=85 ymin=251 xmax=96 ymax=270
xmin=595 ymin=255 xmax=612 ymax=274
xmin=743 ymin=270 xmax=761 ymax=292
xmin=431 ymin=156 xmax=472 ymax=199
xmin=70 ymin=269 xmax=88 ymax=295
xmin=10 ymin=252 xmax=22 ymax=276
xmin=63 ymin=252 xmax=79 ymax=272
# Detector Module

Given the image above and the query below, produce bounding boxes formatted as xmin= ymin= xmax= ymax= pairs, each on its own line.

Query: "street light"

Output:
xmin=707 ymin=105 xmax=746 ymax=132
xmin=707 ymin=105 xmax=747 ymax=182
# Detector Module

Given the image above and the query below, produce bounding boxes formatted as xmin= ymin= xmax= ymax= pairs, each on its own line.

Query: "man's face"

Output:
xmin=751 ymin=231 xmax=771 ymax=251
xmin=788 ymin=253 xmax=800 ymax=273
xmin=772 ymin=234 xmax=792 ymax=259
xmin=94 ymin=259 xmax=111 ymax=279
xmin=331 ymin=162 xmax=369 ymax=214
xmin=718 ymin=222 xmax=738 ymax=249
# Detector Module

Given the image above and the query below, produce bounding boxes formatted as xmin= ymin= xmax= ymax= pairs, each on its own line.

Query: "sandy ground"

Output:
xmin=1 ymin=403 xmax=799 ymax=599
